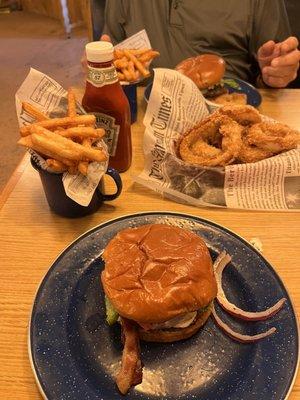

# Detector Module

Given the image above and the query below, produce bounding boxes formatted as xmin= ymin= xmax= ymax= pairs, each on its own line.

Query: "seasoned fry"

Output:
xmin=78 ymin=138 xmax=92 ymax=175
xmin=22 ymin=102 xmax=49 ymax=121
xmin=31 ymin=133 xmax=82 ymax=160
xmin=20 ymin=114 xmax=96 ymax=136
xmin=18 ymin=136 xmax=76 ymax=166
xmin=127 ymin=61 xmax=135 ymax=77
xmin=138 ymin=50 xmax=160 ymax=63
xmin=55 ymin=127 xmax=105 ymax=139
xmin=114 ymin=58 xmax=129 ymax=69
xmin=31 ymin=125 xmax=107 ymax=163
xmin=67 ymin=162 xmax=79 ymax=175
xmin=46 ymin=158 xmax=68 ymax=173
xmin=113 ymin=47 xmax=160 ymax=82
xmin=18 ymin=88 xmax=108 ymax=175
xmin=127 ymin=48 xmax=148 ymax=55
xmin=123 ymin=49 xmax=150 ymax=77
xmin=67 ymin=88 xmax=77 ymax=117
xmin=117 ymin=72 xmax=125 ymax=81
xmin=114 ymin=49 xmax=125 ymax=59
xmin=121 ymin=68 xmax=133 ymax=81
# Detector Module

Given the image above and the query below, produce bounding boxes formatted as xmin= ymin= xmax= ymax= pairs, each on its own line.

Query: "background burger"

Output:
xmin=175 ymin=53 xmax=228 ymax=99
xmin=101 ymin=223 xmax=217 ymax=394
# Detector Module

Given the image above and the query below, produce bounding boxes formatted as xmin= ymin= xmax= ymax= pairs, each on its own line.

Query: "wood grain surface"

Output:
xmin=0 ymin=87 xmax=299 ymax=399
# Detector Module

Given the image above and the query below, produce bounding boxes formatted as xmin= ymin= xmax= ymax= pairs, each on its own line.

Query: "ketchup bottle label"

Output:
xmin=94 ymin=112 xmax=120 ymax=156
xmin=87 ymin=65 xmax=118 ymax=88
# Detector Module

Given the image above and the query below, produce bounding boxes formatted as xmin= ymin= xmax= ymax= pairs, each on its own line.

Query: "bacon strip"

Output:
xmin=116 ymin=318 xmax=143 ymax=394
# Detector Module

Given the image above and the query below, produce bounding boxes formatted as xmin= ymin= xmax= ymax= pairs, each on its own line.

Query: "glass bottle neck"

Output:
xmin=86 ymin=59 xmax=118 ymax=88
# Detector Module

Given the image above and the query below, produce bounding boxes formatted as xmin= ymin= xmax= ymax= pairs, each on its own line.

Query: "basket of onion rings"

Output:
xmin=139 ymin=68 xmax=300 ymax=210
xmin=178 ymin=104 xmax=300 ymax=166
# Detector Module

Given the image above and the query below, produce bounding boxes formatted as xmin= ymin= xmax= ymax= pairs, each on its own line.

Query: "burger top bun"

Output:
xmin=101 ymin=224 xmax=217 ymax=324
xmin=175 ymin=54 xmax=226 ymax=89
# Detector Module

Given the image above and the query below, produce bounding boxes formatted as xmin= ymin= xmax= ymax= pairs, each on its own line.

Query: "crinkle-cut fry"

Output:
xmin=114 ymin=57 xmax=129 ymax=69
xmin=138 ymin=50 xmax=160 ymax=63
xmin=31 ymin=125 xmax=107 ymax=163
xmin=20 ymin=114 xmax=96 ymax=136
xmin=78 ymin=138 xmax=92 ymax=175
xmin=55 ymin=127 xmax=105 ymax=139
xmin=67 ymin=88 xmax=77 ymax=117
xmin=123 ymin=49 xmax=150 ymax=77
xmin=22 ymin=102 xmax=49 ymax=121
xmin=46 ymin=158 xmax=68 ymax=173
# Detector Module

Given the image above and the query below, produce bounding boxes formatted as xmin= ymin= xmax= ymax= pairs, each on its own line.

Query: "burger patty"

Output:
xmin=138 ymin=305 xmax=212 ymax=343
xmin=202 ymin=84 xmax=228 ymax=99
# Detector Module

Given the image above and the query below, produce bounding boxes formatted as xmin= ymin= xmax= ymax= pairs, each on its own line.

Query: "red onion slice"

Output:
xmin=214 ymin=252 xmax=286 ymax=321
xmin=211 ymin=305 xmax=276 ymax=343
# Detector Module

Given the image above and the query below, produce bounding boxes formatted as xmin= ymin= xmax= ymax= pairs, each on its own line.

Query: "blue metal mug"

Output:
xmin=122 ymin=83 xmax=137 ymax=123
xmin=31 ymin=157 xmax=122 ymax=218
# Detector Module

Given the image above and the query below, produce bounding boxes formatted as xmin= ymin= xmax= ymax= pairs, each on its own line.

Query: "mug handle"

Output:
xmin=97 ymin=167 xmax=123 ymax=201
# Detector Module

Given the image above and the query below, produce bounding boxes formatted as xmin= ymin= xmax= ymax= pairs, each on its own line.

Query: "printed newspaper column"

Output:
xmin=224 ymin=149 xmax=300 ymax=210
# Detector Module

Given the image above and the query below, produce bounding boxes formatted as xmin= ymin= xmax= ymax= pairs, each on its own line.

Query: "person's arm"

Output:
xmin=102 ymin=0 xmax=127 ymax=44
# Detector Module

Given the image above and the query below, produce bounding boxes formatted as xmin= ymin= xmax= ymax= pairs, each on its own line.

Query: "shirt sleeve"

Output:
xmin=102 ymin=0 xmax=127 ymax=44
xmin=250 ymin=0 xmax=291 ymax=54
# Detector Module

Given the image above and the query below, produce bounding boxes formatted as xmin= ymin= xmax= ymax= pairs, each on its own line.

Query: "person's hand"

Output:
xmin=100 ymin=34 xmax=111 ymax=42
xmin=257 ymin=37 xmax=300 ymax=87
xmin=81 ymin=35 xmax=112 ymax=72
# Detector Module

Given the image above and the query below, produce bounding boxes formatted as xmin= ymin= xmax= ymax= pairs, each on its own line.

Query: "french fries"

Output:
xmin=113 ymin=48 xmax=160 ymax=83
xmin=22 ymin=102 xmax=49 ymax=121
xmin=18 ymin=88 xmax=108 ymax=175
xmin=20 ymin=114 xmax=96 ymax=136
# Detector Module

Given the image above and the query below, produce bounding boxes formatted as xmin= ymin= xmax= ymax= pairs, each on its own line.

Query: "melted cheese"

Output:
xmin=151 ymin=311 xmax=197 ymax=329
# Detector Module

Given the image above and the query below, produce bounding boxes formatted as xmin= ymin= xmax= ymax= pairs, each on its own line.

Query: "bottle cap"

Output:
xmin=85 ymin=41 xmax=114 ymax=63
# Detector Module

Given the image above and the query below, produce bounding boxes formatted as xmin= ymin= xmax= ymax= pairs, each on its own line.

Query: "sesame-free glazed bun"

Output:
xmin=101 ymin=224 xmax=217 ymax=324
xmin=175 ymin=54 xmax=225 ymax=89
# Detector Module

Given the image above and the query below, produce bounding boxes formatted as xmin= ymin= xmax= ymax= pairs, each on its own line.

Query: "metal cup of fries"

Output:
xmin=30 ymin=156 xmax=122 ymax=218
xmin=114 ymin=48 xmax=160 ymax=124
xmin=17 ymin=87 xmax=122 ymax=217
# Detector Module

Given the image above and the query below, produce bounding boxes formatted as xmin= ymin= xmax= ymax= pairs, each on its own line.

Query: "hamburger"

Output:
xmin=101 ymin=223 xmax=217 ymax=393
xmin=175 ymin=53 xmax=228 ymax=99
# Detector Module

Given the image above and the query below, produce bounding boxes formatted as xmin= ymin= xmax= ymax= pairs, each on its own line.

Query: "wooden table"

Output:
xmin=0 ymin=88 xmax=299 ymax=399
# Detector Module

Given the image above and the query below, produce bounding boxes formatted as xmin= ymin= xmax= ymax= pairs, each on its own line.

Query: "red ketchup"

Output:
xmin=82 ymin=41 xmax=132 ymax=172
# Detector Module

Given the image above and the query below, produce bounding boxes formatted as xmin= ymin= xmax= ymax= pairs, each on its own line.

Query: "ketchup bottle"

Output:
xmin=82 ymin=41 xmax=132 ymax=172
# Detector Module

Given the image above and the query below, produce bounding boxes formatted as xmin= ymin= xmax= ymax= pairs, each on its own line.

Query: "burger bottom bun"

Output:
xmin=138 ymin=307 xmax=212 ymax=343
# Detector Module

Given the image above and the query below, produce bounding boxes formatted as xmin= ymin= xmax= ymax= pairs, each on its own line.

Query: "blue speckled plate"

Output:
xmin=29 ymin=212 xmax=299 ymax=400
xmin=144 ymin=77 xmax=262 ymax=107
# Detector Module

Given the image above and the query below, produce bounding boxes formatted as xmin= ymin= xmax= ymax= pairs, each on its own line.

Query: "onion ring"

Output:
xmin=179 ymin=115 xmax=243 ymax=166
xmin=217 ymin=104 xmax=262 ymax=126
xmin=246 ymin=122 xmax=300 ymax=153
xmin=214 ymin=252 xmax=286 ymax=321
xmin=238 ymin=138 xmax=274 ymax=163
xmin=211 ymin=305 xmax=276 ymax=343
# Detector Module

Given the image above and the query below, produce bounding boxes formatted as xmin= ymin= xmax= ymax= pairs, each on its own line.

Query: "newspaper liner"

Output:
xmin=135 ymin=68 xmax=300 ymax=211
xmin=15 ymin=68 xmax=108 ymax=207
